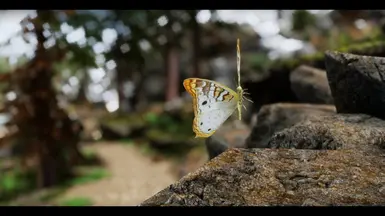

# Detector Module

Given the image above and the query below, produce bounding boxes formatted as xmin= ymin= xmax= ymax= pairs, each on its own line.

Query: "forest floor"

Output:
xmin=3 ymin=141 xmax=207 ymax=206
xmin=54 ymin=142 xmax=179 ymax=206
xmin=2 ymin=106 xmax=209 ymax=206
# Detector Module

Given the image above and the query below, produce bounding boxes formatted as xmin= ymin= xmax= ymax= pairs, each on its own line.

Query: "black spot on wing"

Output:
xmin=202 ymin=101 xmax=207 ymax=105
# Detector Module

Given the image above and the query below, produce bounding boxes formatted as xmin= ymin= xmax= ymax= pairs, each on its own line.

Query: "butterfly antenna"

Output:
xmin=237 ymin=38 xmax=241 ymax=88
xmin=245 ymin=97 xmax=254 ymax=103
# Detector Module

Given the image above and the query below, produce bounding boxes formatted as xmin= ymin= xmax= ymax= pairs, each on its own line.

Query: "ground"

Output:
xmin=55 ymin=142 xmax=180 ymax=206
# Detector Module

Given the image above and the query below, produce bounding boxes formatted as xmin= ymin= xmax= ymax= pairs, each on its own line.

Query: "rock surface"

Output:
xmin=140 ymin=147 xmax=385 ymax=206
xmin=325 ymin=51 xmax=385 ymax=120
xmin=205 ymin=137 xmax=228 ymax=160
xmin=246 ymin=103 xmax=336 ymax=148
xmin=205 ymin=120 xmax=250 ymax=160
xmin=290 ymin=65 xmax=333 ymax=104
xmin=268 ymin=114 xmax=385 ymax=150
xmin=141 ymin=51 xmax=385 ymax=206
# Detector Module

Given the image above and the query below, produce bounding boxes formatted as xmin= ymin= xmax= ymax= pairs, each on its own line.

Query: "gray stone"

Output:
xmin=140 ymin=146 xmax=385 ymax=206
xmin=268 ymin=114 xmax=385 ymax=150
xmin=290 ymin=65 xmax=333 ymax=104
xmin=246 ymin=103 xmax=335 ymax=148
xmin=325 ymin=51 xmax=385 ymax=120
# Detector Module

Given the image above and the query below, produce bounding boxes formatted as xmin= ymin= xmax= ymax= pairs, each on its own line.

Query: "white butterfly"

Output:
xmin=183 ymin=39 xmax=252 ymax=138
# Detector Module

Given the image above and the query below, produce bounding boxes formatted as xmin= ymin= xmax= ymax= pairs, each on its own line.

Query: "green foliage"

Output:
xmin=66 ymin=167 xmax=109 ymax=186
xmin=245 ymin=53 xmax=271 ymax=71
xmin=0 ymin=58 xmax=13 ymax=73
xmin=144 ymin=112 xmax=193 ymax=135
xmin=265 ymin=37 xmax=385 ymax=72
xmin=292 ymin=10 xmax=316 ymax=32
xmin=0 ymin=168 xmax=36 ymax=202
xmin=59 ymin=197 xmax=93 ymax=206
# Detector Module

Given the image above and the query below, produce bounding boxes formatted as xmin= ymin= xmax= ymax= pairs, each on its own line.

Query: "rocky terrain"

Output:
xmin=140 ymin=51 xmax=385 ymax=206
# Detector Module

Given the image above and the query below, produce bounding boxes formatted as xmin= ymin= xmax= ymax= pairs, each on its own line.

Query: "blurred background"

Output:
xmin=0 ymin=10 xmax=385 ymax=206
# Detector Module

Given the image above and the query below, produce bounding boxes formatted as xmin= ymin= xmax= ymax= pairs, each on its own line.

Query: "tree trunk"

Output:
xmin=74 ymin=70 xmax=88 ymax=104
xmin=115 ymin=59 xmax=132 ymax=113
xmin=28 ymin=11 xmax=74 ymax=187
xmin=129 ymin=70 xmax=145 ymax=112
xmin=191 ymin=11 xmax=201 ymax=77
xmin=165 ymin=46 xmax=180 ymax=102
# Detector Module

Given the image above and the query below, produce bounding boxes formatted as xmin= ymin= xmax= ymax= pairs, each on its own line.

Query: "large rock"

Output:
xmin=141 ymin=112 xmax=385 ymax=206
xmin=205 ymin=120 xmax=250 ymax=160
xmin=325 ymin=51 xmax=385 ymax=120
xmin=290 ymin=65 xmax=333 ymax=104
xmin=140 ymin=147 xmax=385 ymax=206
xmin=268 ymin=114 xmax=385 ymax=150
xmin=246 ymin=103 xmax=336 ymax=148
xmin=140 ymin=51 xmax=385 ymax=206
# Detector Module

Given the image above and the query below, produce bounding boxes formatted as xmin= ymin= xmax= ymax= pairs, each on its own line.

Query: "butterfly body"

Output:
xmin=184 ymin=39 xmax=251 ymax=138
xmin=183 ymin=78 xmax=245 ymax=138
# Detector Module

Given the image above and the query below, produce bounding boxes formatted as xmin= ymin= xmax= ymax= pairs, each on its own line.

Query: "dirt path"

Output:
xmin=56 ymin=142 xmax=179 ymax=206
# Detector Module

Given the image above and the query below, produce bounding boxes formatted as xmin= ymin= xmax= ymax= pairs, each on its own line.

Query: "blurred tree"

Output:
xmin=0 ymin=10 xmax=98 ymax=188
xmin=292 ymin=10 xmax=316 ymax=32
xmin=187 ymin=10 xmax=202 ymax=78
xmin=102 ymin=10 xmax=216 ymax=107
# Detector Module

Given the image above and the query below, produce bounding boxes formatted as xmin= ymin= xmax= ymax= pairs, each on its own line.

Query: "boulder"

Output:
xmin=140 ymin=51 xmax=385 ymax=206
xmin=141 ymin=146 xmax=385 ymax=206
xmin=268 ymin=114 xmax=385 ymax=150
xmin=205 ymin=120 xmax=250 ymax=160
xmin=246 ymin=103 xmax=336 ymax=148
xmin=325 ymin=51 xmax=385 ymax=120
xmin=290 ymin=65 xmax=333 ymax=104
xmin=141 ymin=113 xmax=385 ymax=206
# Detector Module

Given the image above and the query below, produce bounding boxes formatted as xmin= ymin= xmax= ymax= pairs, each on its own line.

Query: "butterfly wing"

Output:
xmin=183 ymin=78 xmax=239 ymax=138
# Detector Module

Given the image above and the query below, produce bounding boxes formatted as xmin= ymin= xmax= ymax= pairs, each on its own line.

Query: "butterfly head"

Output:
xmin=236 ymin=86 xmax=244 ymax=121
xmin=236 ymin=85 xmax=253 ymax=121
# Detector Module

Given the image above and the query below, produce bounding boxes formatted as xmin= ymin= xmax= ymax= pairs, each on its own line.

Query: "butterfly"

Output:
xmin=183 ymin=38 xmax=252 ymax=138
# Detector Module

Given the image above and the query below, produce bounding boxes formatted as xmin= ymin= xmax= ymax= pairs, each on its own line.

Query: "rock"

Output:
xmin=205 ymin=137 xmax=228 ymax=160
xmin=290 ymin=65 xmax=333 ymax=104
xmin=100 ymin=115 xmax=147 ymax=140
xmin=100 ymin=124 xmax=126 ymax=140
xmin=268 ymin=113 xmax=385 ymax=150
xmin=145 ymin=129 xmax=195 ymax=150
xmin=325 ymin=51 xmax=385 ymax=120
xmin=242 ymin=71 xmax=299 ymax=112
xmin=246 ymin=103 xmax=336 ymax=148
xmin=206 ymin=120 xmax=250 ymax=160
xmin=177 ymin=146 xmax=208 ymax=179
xmin=140 ymin=147 xmax=385 ymax=206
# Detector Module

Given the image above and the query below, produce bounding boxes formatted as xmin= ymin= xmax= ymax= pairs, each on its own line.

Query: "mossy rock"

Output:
xmin=102 ymin=114 xmax=146 ymax=128
xmin=100 ymin=114 xmax=147 ymax=139
xmin=144 ymin=129 xmax=198 ymax=159
xmin=145 ymin=129 xmax=194 ymax=147
xmin=265 ymin=39 xmax=385 ymax=72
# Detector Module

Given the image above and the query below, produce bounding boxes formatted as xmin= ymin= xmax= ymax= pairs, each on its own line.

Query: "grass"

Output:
xmin=0 ymin=168 xmax=36 ymax=202
xmin=58 ymin=197 xmax=93 ymax=206
xmin=0 ymin=149 xmax=109 ymax=205
xmin=66 ymin=167 xmax=109 ymax=186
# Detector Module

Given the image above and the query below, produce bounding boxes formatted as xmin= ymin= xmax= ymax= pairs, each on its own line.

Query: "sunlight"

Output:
xmin=102 ymin=28 xmax=117 ymax=45
xmin=66 ymin=27 xmax=85 ymax=44
xmin=157 ymin=15 xmax=168 ymax=27
xmin=89 ymin=68 xmax=106 ymax=83
xmin=197 ymin=10 xmax=211 ymax=23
